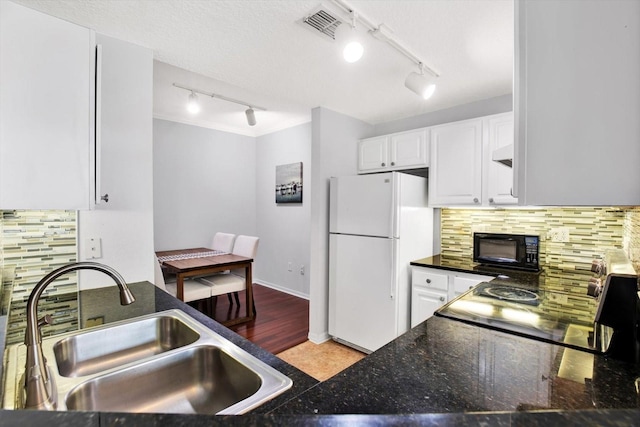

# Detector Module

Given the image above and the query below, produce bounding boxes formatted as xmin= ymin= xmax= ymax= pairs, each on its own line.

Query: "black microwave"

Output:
xmin=473 ymin=233 xmax=540 ymax=271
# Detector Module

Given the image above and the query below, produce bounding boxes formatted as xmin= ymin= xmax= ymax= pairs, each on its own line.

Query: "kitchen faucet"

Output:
xmin=23 ymin=262 xmax=136 ymax=410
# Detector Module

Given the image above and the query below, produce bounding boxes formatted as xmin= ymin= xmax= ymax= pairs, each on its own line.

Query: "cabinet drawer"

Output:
xmin=412 ymin=269 xmax=448 ymax=291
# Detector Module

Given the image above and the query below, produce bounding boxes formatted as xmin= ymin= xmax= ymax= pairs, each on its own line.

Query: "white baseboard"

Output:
xmin=307 ymin=331 xmax=330 ymax=344
xmin=254 ymin=279 xmax=309 ymax=300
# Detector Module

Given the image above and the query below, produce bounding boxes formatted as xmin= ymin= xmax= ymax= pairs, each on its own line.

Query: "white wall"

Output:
xmin=150 ymin=97 xmax=511 ymax=341
xmin=153 ymin=119 xmax=257 ymax=250
xmin=308 ymin=107 xmax=374 ymax=343
xmin=372 ymin=94 xmax=512 ymax=136
xmin=255 ymin=123 xmax=312 ymax=298
xmin=78 ymin=34 xmax=155 ymax=289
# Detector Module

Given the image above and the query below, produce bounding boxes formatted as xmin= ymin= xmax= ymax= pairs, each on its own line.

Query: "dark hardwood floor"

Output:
xmin=200 ymin=284 xmax=309 ymax=354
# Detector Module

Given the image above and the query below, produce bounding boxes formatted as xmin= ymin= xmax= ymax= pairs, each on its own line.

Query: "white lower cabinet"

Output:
xmin=411 ymin=289 xmax=447 ymax=328
xmin=452 ymin=272 xmax=494 ymax=297
xmin=411 ymin=266 xmax=493 ymax=327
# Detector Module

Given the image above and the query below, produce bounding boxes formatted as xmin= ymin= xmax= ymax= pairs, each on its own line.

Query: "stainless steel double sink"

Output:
xmin=3 ymin=309 xmax=292 ymax=415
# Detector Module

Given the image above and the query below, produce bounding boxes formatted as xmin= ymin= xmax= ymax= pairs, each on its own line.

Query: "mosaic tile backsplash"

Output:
xmin=441 ymin=207 xmax=640 ymax=296
xmin=0 ymin=210 xmax=78 ymax=345
xmin=2 ymin=207 xmax=640 ymax=347
xmin=623 ymin=206 xmax=640 ymax=274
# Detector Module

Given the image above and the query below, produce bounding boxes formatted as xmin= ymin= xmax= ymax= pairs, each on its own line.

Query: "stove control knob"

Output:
xmin=587 ymin=278 xmax=602 ymax=298
xmin=591 ymin=259 xmax=605 ymax=275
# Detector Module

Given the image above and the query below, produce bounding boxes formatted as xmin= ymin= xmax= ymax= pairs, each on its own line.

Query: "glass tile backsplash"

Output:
xmin=2 ymin=206 xmax=640 ymax=346
xmin=0 ymin=210 xmax=78 ymax=344
xmin=441 ymin=207 xmax=640 ymax=296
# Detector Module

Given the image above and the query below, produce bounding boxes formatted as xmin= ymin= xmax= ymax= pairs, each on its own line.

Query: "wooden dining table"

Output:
xmin=155 ymin=247 xmax=254 ymax=326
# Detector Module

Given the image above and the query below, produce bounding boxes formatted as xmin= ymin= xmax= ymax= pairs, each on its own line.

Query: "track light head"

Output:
xmin=343 ymin=40 xmax=364 ymax=63
xmin=245 ymin=108 xmax=257 ymax=126
xmin=405 ymin=71 xmax=436 ymax=100
xmin=187 ymin=91 xmax=200 ymax=114
xmin=335 ymin=11 xmax=364 ymax=63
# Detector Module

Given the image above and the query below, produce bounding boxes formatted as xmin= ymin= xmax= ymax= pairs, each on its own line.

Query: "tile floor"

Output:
xmin=276 ymin=340 xmax=366 ymax=381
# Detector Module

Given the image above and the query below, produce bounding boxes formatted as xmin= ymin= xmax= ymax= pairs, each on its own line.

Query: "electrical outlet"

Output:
xmin=287 ymin=262 xmax=292 ymax=272
xmin=549 ymin=227 xmax=570 ymax=243
xmin=300 ymin=265 xmax=305 ymax=275
xmin=547 ymin=293 xmax=569 ymax=304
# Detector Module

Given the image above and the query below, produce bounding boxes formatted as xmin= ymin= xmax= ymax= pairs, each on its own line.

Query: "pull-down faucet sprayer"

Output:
xmin=23 ymin=262 xmax=135 ymax=410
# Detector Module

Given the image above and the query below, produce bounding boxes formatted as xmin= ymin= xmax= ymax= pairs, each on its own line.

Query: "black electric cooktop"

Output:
xmin=435 ymin=282 xmax=612 ymax=354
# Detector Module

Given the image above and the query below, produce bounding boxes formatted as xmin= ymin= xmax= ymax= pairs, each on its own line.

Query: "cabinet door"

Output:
xmin=411 ymin=287 xmax=447 ymax=328
xmin=0 ymin=1 xmax=93 ymax=209
xmin=515 ymin=0 xmax=640 ymax=205
xmin=452 ymin=273 xmax=493 ymax=298
xmin=429 ymin=119 xmax=483 ymax=206
xmin=483 ymin=335 xmax=551 ymax=410
xmin=358 ymin=136 xmax=388 ymax=172
xmin=77 ymin=34 xmax=154 ymax=287
xmin=486 ymin=113 xmax=517 ymax=205
xmin=390 ymin=130 xmax=428 ymax=169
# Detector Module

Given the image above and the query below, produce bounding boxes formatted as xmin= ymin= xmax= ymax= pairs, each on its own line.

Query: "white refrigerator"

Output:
xmin=328 ymin=172 xmax=434 ymax=353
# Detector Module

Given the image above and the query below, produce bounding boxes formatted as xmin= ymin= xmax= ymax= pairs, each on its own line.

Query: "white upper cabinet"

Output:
xmin=389 ymin=130 xmax=429 ymax=169
xmin=429 ymin=118 xmax=483 ymax=206
xmin=360 ymin=113 xmax=516 ymax=208
xmin=485 ymin=113 xmax=517 ymax=205
xmin=514 ymin=0 xmax=640 ymax=206
xmin=0 ymin=1 xmax=94 ymax=209
xmin=358 ymin=129 xmax=428 ymax=173
xmin=358 ymin=136 xmax=389 ymax=172
xmin=93 ymin=34 xmax=153 ymax=209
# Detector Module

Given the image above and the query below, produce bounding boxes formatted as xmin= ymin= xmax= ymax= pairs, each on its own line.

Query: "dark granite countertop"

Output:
xmin=411 ymin=254 xmax=596 ymax=291
xmin=272 ymin=316 xmax=640 ymax=415
xmin=2 ymin=281 xmax=640 ymax=426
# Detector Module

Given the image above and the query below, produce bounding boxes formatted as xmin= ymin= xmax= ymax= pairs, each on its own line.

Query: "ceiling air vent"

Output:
xmin=303 ymin=8 xmax=343 ymax=40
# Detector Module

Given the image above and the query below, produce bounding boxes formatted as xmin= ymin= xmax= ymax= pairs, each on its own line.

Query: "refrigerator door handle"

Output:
xmin=390 ymin=240 xmax=397 ymax=299
xmin=390 ymin=174 xmax=399 ymax=238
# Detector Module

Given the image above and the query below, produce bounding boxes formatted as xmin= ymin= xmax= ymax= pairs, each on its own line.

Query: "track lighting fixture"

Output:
xmin=173 ymin=83 xmax=266 ymax=126
xmin=329 ymin=0 xmax=440 ymax=100
xmin=341 ymin=11 xmax=363 ymax=63
xmin=405 ymin=64 xmax=437 ymax=100
xmin=187 ymin=91 xmax=200 ymax=114
xmin=245 ymin=108 xmax=256 ymax=126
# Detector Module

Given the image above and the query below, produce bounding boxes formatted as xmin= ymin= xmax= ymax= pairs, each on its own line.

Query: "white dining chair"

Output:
xmin=210 ymin=232 xmax=236 ymax=253
xmin=198 ymin=235 xmax=259 ymax=314
xmin=154 ymin=257 xmax=213 ymax=312
xmin=163 ymin=233 xmax=235 ymax=284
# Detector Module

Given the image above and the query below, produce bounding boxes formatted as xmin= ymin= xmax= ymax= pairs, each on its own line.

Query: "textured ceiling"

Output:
xmin=13 ymin=0 xmax=514 ymax=137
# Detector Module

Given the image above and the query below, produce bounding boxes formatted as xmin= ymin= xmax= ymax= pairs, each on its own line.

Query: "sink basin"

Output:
xmin=66 ymin=345 xmax=261 ymax=414
xmin=54 ymin=315 xmax=200 ymax=377
xmin=2 ymin=310 xmax=292 ymax=414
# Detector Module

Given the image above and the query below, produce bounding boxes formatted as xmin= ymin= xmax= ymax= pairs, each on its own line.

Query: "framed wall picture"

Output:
xmin=275 ymin=162 xmax=302 ymax=204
